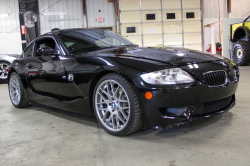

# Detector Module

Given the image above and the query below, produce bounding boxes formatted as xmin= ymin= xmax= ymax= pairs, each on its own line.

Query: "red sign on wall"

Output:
xmin=21 ymin=25 xmax=26 ymax=35
xmin=98 ymin=17 xmax=103 ymax=22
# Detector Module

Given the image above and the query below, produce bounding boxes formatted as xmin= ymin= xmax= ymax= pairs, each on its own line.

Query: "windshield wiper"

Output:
xmin=122 ymin=44 xmax=139 ymax=47
xmin=70 ymin=47 xmax=103 ymax=53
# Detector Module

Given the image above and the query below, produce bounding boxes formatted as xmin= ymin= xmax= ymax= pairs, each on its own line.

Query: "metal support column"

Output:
xmin=181 ymin=0 xmax=184 ymax=48
xmin=201 ymin=0 xmax=204 ymax=51
xmin=161 ymin=0 xmax=164 ymax=47
xmin=140 ymin=0 xmax=144 ymax=46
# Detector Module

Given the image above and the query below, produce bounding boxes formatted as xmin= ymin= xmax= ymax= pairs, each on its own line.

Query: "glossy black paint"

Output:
xmin=9 ymin=29 xmax=239 ymax=128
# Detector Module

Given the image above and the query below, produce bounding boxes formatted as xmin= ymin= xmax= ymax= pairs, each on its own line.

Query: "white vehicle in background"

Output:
xmin=0 ymin=54 xmax=19 ymax=82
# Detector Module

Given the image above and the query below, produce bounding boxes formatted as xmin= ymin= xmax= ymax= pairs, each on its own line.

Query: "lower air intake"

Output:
xmin=194 ymin=96 xmax=232 ymax=116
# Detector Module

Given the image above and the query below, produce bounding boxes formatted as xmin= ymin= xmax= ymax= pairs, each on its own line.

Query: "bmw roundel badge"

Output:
xmin=68 ymin=74 xmax=74 ymax=82
xmin=220 ymin=62 xmax=227 ymax=67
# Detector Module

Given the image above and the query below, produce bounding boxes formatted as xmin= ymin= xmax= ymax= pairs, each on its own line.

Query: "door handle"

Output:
xmin=27 ymin=63 xmax=32 ymax=68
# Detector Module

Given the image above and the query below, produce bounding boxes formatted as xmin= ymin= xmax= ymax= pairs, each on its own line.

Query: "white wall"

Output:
xmin=0 ymin=0 xmax=85 ymax=55
xmin=203 ymin=0 xmax=227 ymax=18
xmin=231 ymin=0 xmax=250 ymax=18
xmin=0 ymin=0 xmax=22 ymax=54
xmin=39 ymin=0 xmax=84 ymax=34
xmin=86 ymin=0 xmax=116 ymax=28
xmin=203 ymin=0 xmax=228 ymax=54
xmin=203 ymin=18 xmax=220 ymax=51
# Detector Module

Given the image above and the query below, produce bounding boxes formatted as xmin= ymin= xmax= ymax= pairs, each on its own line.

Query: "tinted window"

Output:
xmin=167 ymin=13 xmax=175 ymax=19
xmin=58 ymin=30 xmax=134 ymax=53
xmin=23 ymin=43 xmax=33 ymax=58
xmin=186 ymin=12 xmax=195 ymax=18
xmin=35 ymin=38 xmax=61 ymax=57
xmin=146 ymin=14 xmax=155 ymax=20
xmin=127 ymin=27 xmax=136 ymax=33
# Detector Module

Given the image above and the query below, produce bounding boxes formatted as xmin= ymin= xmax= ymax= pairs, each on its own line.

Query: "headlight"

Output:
xmin=140 ymin=68 xmax=194 ymax=85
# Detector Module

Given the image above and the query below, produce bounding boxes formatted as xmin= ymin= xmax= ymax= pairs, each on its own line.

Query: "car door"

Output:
xmin=26 ymin=37 xmax=65 ymax=100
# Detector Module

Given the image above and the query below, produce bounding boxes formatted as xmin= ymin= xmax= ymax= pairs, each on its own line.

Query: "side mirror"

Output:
xmin=37 ymin=46 xmax=58 ymax=56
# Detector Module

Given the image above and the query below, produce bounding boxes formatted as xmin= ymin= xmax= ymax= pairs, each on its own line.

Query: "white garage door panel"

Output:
xmin=164 ymin=22 xmax=182 ymax=33
xmin=141 ymin=0 xmax=161 ymax=10
xmin=183 ymin=21 xmax=201 ymax=33
xmin=164 ymin=34 xmax=183 ymax=46
xmin=182 ymin=0 xmax=200 ymax=9
xmin=120 ymin=11 xmax=141 ymax=23
xmin=119 ymin=0 xmax=203 ymax=51
xmin=142 ymin=11 xmax=162 ymax=22
xmin=143 ymin=23 xmax=162 ymax=35
xmin=162 ymin=0 xmax=181 ymax=9
xmin=125 ymin=36 xmax=142 ymax=46
xmin=144 ymin=35 xmax=163 ymax=47
xmin=184 ymin=33 xmax=201 ymax=44
xmin=120 ymin=0 xmax=140 ymax=11
xmin=121 ymin=24 xmax=142 ymax=36
xmin=163 ymin=10 xmax=182 ymax=22
xmin=184 ymin=44 xmax=202 ymax=51
xmin=183 ymin=9 xmax=201 ymax=21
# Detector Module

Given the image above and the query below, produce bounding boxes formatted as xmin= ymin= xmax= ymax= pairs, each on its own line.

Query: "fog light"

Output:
xmin=160 ymin=107 xmax=187 ymax=116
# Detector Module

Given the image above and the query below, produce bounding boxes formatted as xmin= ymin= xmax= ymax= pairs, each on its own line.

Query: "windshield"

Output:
xmin=58 ymin=30 xmax=135 ymax=53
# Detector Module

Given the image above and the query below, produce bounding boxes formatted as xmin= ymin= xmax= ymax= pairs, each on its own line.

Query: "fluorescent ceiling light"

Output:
xmin=41 ymin=12 xmax=69 ymax=16
xmin=0 ymin=13 xmax=9 ymax=17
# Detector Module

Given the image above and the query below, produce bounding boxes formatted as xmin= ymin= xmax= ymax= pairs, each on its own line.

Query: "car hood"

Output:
xmin=81 ymin=47 xmax=224 ymax=66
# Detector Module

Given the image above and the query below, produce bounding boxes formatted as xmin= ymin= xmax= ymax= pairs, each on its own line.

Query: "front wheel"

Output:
xmin=93 ymin=74 xmax=143 ymax=136
xmin=232 ymin=40 xmax=250 ymax=66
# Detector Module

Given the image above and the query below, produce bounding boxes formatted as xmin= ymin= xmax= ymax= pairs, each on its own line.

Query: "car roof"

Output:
xmin=40 ymin=28 xmax=106 ymax=38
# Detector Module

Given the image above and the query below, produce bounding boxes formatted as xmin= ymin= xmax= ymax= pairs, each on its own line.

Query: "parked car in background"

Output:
xmin=0 ymin=54 xmax=18 ymax=82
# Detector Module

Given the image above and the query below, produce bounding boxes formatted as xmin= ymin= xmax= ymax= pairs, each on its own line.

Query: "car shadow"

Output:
xmin=26 ymin=104 xmax=98 ymax=128
xmin=126 ymin=112 xmax=233 ymax=142
xmin=25 ymin=104 xmax=234 ymax=141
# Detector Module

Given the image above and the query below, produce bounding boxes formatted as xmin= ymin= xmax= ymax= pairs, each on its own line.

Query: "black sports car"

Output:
xmin=8 ymin=28 xmax=239 ymax=136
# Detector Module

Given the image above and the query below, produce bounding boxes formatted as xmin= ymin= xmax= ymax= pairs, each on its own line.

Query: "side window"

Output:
xmin=35 ymin=38 xmax=61 ymax=57
xmin=23 ymin=43 xmax=34 ymax=58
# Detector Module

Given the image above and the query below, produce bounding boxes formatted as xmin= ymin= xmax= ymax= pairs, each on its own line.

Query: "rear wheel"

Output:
xmin=93 ymin=73 xmax=143 ymax=136
xmin=8 ymin=72 xmax=29 ymax=108
xmin=232 ymin=40 xmax=250 ymax=66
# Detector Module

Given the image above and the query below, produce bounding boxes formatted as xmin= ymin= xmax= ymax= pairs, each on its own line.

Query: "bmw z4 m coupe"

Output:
xmin=8 ymin=29 xmax=239 ymax=136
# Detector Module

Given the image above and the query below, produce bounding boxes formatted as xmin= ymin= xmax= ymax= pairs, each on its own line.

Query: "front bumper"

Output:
xmin=151 ymin=95 xmax=235 ymax=128
xmin=136 ymin=79 xmax=238 ymax=128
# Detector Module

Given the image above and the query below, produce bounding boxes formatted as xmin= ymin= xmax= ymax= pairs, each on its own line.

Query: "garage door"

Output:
xmin=119 ymin=0 xmax=203 ymax=51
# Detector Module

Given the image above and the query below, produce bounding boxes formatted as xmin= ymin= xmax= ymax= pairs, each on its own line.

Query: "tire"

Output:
xmin=0 ymin=61 xmax=10 ymax=83
xmin=8 ymin=72 xmax=29 ymax=108
xmin=93 ymin=73 xmax=143 ymax=136
xmin=232 ymin=40 xmax=250 ymax=66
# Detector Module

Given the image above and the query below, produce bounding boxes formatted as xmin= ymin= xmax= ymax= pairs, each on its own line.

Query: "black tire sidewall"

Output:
xmin=232 ymin=40 xmax=250 ymax=66
xmin=93 ymin=74 xmax=139 ymax=136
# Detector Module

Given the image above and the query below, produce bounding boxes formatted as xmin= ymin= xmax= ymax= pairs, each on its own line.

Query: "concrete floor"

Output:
xmin=0 ymin=67 xmax=250 ymax=166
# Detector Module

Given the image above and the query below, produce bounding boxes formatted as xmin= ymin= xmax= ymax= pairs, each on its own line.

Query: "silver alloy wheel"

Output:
xmin=9 ymin=75 xmax=21 ymax=105
xmin=95 ymin=80 xmax=130 ymax=131
xmin=0 ymin=62 xmax=10 ymax=79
